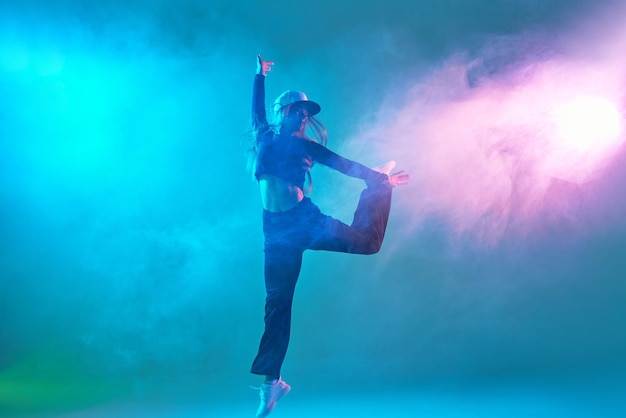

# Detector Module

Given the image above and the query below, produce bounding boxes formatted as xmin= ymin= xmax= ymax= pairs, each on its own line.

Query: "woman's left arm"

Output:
xmin=307 ymin=140 xmax=410 ymax=187
xmin=306 ymin=141 xmax=387 ymax=183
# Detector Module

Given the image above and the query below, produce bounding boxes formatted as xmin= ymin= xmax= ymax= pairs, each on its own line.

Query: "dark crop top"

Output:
xmin=251 ymin=74 xmax=386 ymax=189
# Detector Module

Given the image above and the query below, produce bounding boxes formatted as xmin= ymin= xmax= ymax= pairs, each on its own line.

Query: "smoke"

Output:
xmin=0 ymin=0 xmax=266 ymax=391
xmin=1 ymin=1 xmax=625 ymax=410
xmin=347 ymin=13 xmax=626 ymax=247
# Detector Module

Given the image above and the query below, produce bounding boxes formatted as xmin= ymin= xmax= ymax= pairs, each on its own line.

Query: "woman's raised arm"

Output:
xmin=252 ymin=54 xmax=274 ymax=130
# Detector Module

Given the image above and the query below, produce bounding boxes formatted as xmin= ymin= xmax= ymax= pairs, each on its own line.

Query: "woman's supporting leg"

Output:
xmin=251 ymin=245 xmax=303 ymax=378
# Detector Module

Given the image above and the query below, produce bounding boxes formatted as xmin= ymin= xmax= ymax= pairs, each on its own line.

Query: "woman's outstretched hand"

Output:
xmin=257 ymin=54 xmax=274 ymax=76
xmin=387 ymin=171 xmax=410 ymax=187
xmin=373 ymin=161 xmax=410 ymax=188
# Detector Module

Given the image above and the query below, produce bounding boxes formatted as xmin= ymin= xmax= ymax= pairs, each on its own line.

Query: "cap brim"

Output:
xmin=290 ymin=100 xmax=321 ymax=116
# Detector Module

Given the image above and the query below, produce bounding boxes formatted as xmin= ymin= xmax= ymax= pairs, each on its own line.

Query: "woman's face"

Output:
xmin=282 ymin=104 xmax=309 ymax=136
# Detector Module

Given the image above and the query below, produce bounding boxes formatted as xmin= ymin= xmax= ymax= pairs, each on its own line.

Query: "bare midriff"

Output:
xmin=258 ymin=174 xmax=304 ymax=212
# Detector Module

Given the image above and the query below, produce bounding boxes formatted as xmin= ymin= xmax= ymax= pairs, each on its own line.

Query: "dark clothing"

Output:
xmin=251 ymin=188 xmax=392 ymax=377
xmin=250 ymin=74 xmax=393 ymax=378
xmin=255 ymin=132 xmax=386 ymax=190
xmin=251 ymin=74 xmax=269 ymax=131
xmin=252 ymin=74 xmax=387 ymax=189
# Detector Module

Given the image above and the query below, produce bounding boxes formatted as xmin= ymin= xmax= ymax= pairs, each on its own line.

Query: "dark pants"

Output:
xmin=250 ymin=185 xmax=392 ymax=378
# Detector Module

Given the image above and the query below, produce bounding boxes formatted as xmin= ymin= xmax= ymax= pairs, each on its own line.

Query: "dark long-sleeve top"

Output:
xmin=252 ymin=74 xmax=386 ymax=190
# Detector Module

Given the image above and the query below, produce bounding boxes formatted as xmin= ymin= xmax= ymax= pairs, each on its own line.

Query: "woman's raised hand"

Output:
xmin=257 ymin=54 xmax=274 ymax=76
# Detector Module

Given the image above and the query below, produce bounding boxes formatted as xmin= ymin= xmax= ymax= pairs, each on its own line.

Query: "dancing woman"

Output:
xmin=249 ymin=55 xmax=409 ymax=417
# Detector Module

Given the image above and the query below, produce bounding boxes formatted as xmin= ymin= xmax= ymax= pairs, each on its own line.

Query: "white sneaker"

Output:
xmin=255 ymin=378 xmax=291 ymax=417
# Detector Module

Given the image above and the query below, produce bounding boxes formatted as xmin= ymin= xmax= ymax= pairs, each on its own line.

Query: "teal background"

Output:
xmin=0 ymin=0 xmax=624 ymax=416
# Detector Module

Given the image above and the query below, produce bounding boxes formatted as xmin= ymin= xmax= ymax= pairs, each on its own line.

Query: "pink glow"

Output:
xmin=553 ymin=95 xmax=622 ymax=156
xmin=353 ymin=12 xmax=626 ymax=245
